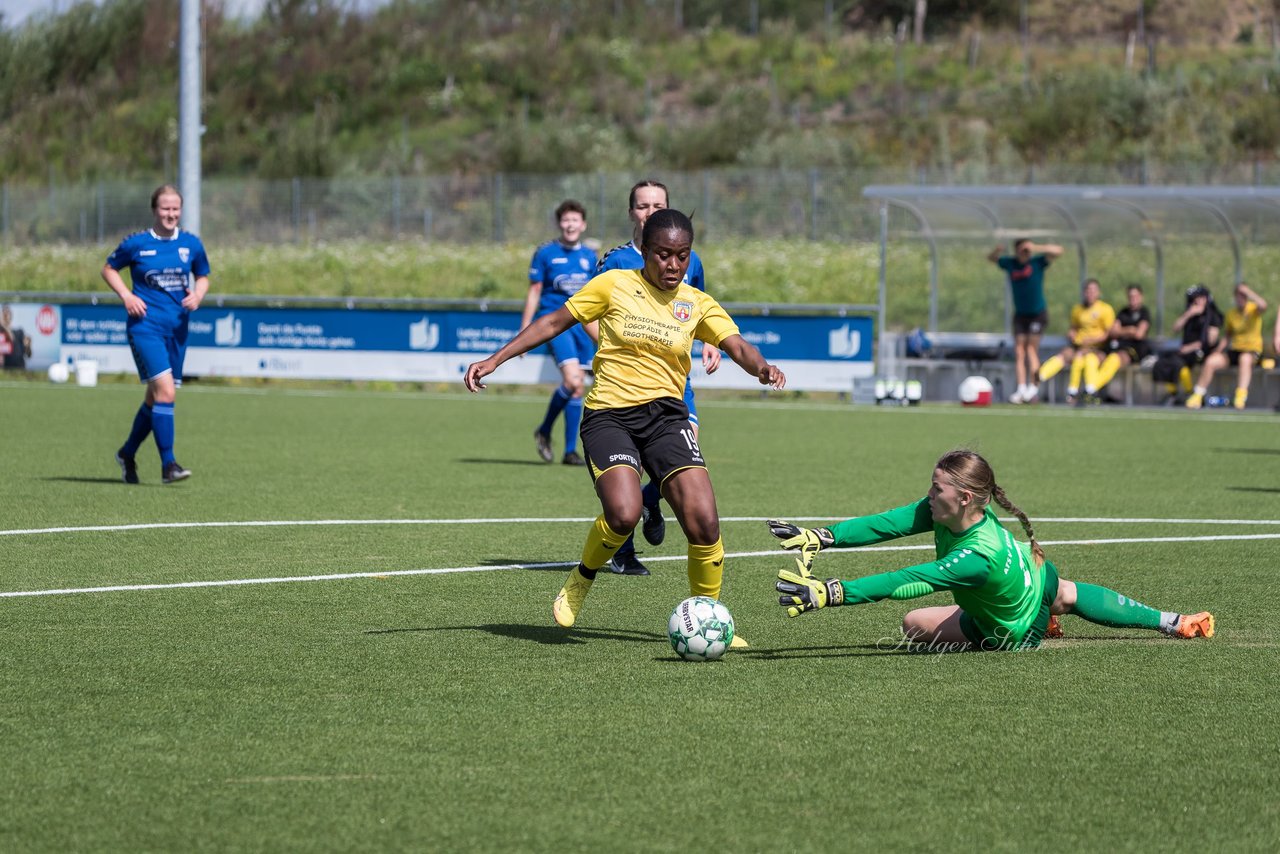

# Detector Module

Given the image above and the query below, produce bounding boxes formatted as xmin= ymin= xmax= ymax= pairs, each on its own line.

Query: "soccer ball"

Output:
xmin=47 ymin=362 xmax=69 ymax=383
xmin=958 ymin=375 xmax=993 ymax=406
xmin=667 ymin=596 xmax=735 ymax=662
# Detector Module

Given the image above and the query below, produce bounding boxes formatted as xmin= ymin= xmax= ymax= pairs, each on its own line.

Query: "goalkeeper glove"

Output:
xmin=776 ymin=561 xmax=844 ymax=617
xmin=766 ymin=519 xmax=834 ymax=571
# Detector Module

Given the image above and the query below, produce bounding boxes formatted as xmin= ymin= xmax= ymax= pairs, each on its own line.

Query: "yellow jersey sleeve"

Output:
xmin=565 ymin=269 xmax=740 ymax=410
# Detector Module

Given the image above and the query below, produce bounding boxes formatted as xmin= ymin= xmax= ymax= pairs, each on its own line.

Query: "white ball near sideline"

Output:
xmin=48 ymin=362 xmax=70 ymax=384
xmin=959 ymin=375 xmax=993 ymax=407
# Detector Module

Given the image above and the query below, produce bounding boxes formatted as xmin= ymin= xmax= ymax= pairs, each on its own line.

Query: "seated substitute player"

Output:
xmin=595 ymin=180 xmax=722 ymax=576
xmin=465 ymin=209 xmax=785 ymax=647
xmin=1092 ymin=283 xmax=1153 ymax=400
xmin=522 ymin=199 xmax=598 ymax=465
xmin=1153 ymin=285 xmax=1223 ymax=404
xmin=767 ymin=449 xmax=1215 ymax=651
xmin=1186 ymin=282 xmax=1268 ymax=411
xmin=1037 ymin=278 xmax=1115 ymax=405
xmin=101 ymin=184 xmax=210 ymax=484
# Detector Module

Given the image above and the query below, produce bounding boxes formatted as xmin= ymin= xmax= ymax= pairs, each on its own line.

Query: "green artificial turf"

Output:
xmin=1 ymin=380 xmax=1277 ymax=851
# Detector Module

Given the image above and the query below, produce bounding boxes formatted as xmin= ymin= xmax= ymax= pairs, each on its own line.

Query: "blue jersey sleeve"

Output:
xmin=687 ymin=251 xmax=706 ymax=292
xmin=997 ymin=257 xmax=1015 ymax=272
xmin=190 ymin=236 xmax=211 ymax=277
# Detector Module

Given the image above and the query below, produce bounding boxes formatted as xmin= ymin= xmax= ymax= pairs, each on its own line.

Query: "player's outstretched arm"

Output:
xmin=718 ymin=333 xmax=785 ymax=389
xmin=464 ymin=307 xmax=575 ymax=392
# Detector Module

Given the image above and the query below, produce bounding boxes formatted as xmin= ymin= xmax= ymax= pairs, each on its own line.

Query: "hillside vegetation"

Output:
xmin=2 ymin=0 xmax=1279 ymax=183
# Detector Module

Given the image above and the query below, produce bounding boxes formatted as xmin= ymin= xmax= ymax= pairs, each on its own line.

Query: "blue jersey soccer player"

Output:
xmin=595 ymin=181 xmax=722 ymax=576
xmin=522 ymin=200 xmax=598 ymax=466
xmin=102 ymin=184 xmax=210 ymax=484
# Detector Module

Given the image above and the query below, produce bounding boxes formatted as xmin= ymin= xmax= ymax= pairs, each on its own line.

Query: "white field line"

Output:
xmin=4 ymin=515 xmax=1279 ymax=537
xmin=3 ymin=532 xmax=1279 ymax=600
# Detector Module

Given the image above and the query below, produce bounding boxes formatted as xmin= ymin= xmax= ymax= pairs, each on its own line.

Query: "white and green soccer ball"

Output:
xmin=668 ymin=596 xmax=735 ymax=662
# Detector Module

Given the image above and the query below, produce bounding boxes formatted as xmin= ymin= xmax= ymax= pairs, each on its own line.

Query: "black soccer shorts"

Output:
xmin=579 ymin=397 xmax=705 ymax=487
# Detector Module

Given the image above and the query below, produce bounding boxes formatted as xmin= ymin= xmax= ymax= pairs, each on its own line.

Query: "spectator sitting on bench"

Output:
xmin=1093 ymin=284 xmax=1154 ymax=400
xmin=1153 ymin=285 xmax=1223 ymax=405
xmin=1038 ymin=278 xmax=1115 ymax=405
xmin=989 ymin=238 xmax=1064 ymax=404
xmin=1187 ymin=282 xmax=1267 ymax=411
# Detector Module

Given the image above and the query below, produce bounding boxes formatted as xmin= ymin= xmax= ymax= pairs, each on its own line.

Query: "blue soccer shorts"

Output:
xmin=548 ymin=323 xmax=595 ymax=368
xmin=129 ymin=328 xmax=188 ymax=385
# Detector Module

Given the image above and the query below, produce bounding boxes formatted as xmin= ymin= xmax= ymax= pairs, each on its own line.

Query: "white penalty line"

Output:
xmin=4 ymin=515 xmax=1280 ymax=537
xmin=3 ymin=532 xmax=1279 ymax=600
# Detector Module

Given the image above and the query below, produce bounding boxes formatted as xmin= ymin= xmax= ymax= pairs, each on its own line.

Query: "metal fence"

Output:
xmin=4 ymin=162 xmax=1280 ymax=247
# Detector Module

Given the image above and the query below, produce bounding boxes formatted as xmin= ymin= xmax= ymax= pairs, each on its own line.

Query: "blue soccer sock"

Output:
xmin=537 ymin=385 xmax=572 ymax=437
xmin=121 ymin=403 xmax=154 ymax=456
xmin=151 ymin=402 xmax=176 ymax=466
xmin=563 ymin=396 xmax=584 ymax=454
xmin=641 ymin=480 xmax=661 ymax=510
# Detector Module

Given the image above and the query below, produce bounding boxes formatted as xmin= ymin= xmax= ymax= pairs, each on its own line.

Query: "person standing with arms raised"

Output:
xmin=989 ymin=238 xmax=1064 ymax=404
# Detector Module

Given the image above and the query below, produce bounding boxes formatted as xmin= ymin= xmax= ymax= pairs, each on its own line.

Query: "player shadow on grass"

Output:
xmin=458 ymin=457 xmax=559 ymax=467
xmin=364 ymin=624 xmax=664 ymax=645
xmin=1213 ymin=447 xmax=1280 ymax=456
xmin=737 ymin=634 xmax=1169 ymax=660
xmin=1226 ymin=486 xmax=1280 ymax=494
xmin=41 ymin=476 xmax=134 ymax=485
xmin=478 ymin=558 xmax=576 ymax=571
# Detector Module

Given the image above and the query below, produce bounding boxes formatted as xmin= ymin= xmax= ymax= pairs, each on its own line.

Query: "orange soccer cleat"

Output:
xmin=1045 ymin=614 xmax=1064 ymax=639
xmin=1174 ymin=612 xmax=1215 ymax=639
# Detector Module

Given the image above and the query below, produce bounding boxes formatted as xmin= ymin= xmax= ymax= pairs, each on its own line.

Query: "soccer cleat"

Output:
xmin=641 ymin=502 xmax=666 ymax=546
xmin=1045 ymin=614 xmax=1064 ymax=639
xmin=562 ymin=451 xmax=586 ymax=466
xmin=115 ymin=450 xmax=139 ymax=485
xmin=1025 ymin=384 xmax=1040 ymax=402
xmin=1173 ymin=611 xmax=1215 ymax=639
xmin=552 ymin=566 xmax=594 ymax=628
xmin=1065 ymin=393 xmax=1079 ymax=407
xmin=1185 ymin=393 xmax=1203 ymax=410
xmin=533 ymin=430 xmax=553 ymax=463
xmin=729 ymin=634 xmax=749 ymax=649
xmin=609 ymin=551 xmax=650 ymax=576
xmin=1008 ymin=387 xmax=1025 ymax=405
xmin=161 ymin=461 xmax=192 ymax=484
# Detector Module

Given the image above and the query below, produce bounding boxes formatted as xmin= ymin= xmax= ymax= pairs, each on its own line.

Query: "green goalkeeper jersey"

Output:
xmin=827 ymin=499 xmax=1046 ymax=645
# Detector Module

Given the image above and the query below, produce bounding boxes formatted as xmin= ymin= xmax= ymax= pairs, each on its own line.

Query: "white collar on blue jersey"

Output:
xmin=149 ymin=228 xmax=180 ymax=241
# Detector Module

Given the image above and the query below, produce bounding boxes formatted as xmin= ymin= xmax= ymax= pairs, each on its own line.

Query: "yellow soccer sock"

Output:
xmin=1094 ymin=353 xmax=1122 ymax=391
xmin=1068 ymin=355 xmax=1085 ymax=393
xmin=1082 ymin=352 xmax=1101 ymax=393
xmin=581 ymin=515 xmax=628 ymax=570
xmin=687 ymin=538 xmax=725 ymax=600
xmin=1038 ymin=355 xmax=1064 ymax=382
xmin=1234 ymin=387 xmax=1248 ymax=409
xmin=1178 ymin=366 xmax=1193 ymax=394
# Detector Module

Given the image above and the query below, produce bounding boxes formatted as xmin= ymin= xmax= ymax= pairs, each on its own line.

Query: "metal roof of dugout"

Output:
xmin=862 ymin=185 xmax=1280 ymax=337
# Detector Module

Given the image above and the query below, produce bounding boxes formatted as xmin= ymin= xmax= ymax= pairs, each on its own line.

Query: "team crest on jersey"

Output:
xmin=178 ymin=247 xmax=190 ymax=263
xmin=672 ymin=300 xmax=693 ymax=322
xmin=580 ymin=258 xmax=590 ymax=271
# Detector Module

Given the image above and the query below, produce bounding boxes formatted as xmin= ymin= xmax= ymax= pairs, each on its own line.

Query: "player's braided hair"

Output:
xmin=936 ymin=449 xmax=1046 ymax=567
xmin=642 ymin=208 xmax=694 ymax=247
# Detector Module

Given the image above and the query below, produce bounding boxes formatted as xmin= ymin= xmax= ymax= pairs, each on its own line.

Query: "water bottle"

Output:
xmin=1205 ymin=395 xmax=1229 ymax=408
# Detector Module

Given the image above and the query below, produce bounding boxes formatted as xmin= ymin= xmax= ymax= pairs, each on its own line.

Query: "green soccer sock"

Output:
xmin=1070 ymin=582 xmax=1176 ymax=632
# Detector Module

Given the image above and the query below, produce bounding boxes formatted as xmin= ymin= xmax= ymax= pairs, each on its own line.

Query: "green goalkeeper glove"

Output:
xmin=766 ymin=519 xmax=834 ymax=571
xmin=775 ymin=561 xmax=845 ymax=618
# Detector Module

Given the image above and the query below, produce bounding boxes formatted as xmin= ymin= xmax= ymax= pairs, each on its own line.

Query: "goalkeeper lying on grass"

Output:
xmin=768 ymin=449 xmax=1214 ymax=651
